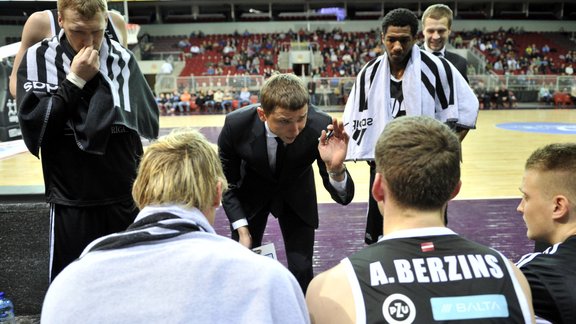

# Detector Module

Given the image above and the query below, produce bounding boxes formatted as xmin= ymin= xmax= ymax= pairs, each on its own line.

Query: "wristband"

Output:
xmin=66 ymin=71 xmax=87 ymax=89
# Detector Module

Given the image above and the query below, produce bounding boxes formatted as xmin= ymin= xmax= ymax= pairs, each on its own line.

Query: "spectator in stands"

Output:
xmin=507 ymin=56 xmax=519 ymax=72
xmin=161 ymin=93 xmax=175 ymax=114
xmin=307 ymin=79 xmax=317 ymax=105
xmin=306 ymin=116 xmax=534 ymax=324
xmin=263 ymin=67 xmax=274 ymax=78
xmin=160 ymin=60 xmax=173 ymax=74
xmin=564 ymin=50 xmax=573 ymax=64
xmin=169 ymin=90 xmax=181 ymax=111
xmin=493 ymin=58 xmax=504 ymax=72
xmin=190 ymin=44 xmax=201 ymax=55
xmin=179 ymin=90 xmax=192 ymax=113
xmin=453 ymin=33 xmax=463 ymax=48
xmin=206 ymin=64 xmax=215 ymax=75
xmin=195 ymin=90 xmax=206 ymax=112
xmin=538 ymin=84 xmax=553 ymax=105
xmin=507 ymin=86 xmax=518 ymax=108
xmin=553 ymin=88 xmax=573 ymax=107
xmin=156 ymin=93 xmax=168 ymax=114
xmin=475 ymin=82 xmax=492 ymax=110
xmin=263 ymin=51 xmax=274 ymax=67
xmin=515 ymin=143 xmax=576 ymax=323
xmin=479 ymin=39 xmax=487 ymax=52
xmin=493 ymin=86 xmax=510 ymax=108
xmin=525 ymin=45 xmax=533 ymax=58
xmin=41 ymin=128 xmax=310 ymax=324
xmin=239 ymin=87 xmax=251 ymax=107
xmin=343 ymin=8 xmax=478 ymax=245
xmin=249 ymin=64 xmax=260 ymax=75
xmin=221 ymin=89 xmax=234 ymax=113
xmin=531 ymin=44 xmax=541 ymax=58
xmin=222 ymin=42 xmax=235 ymax=55
xmin=204 ymin=89 xmax=216 ymax=112
xmin=466 ymin=64 xmax=476 ymax=76
xmin=565 ymin=64 xmax=574 ymax=75
xmin=213 ymin=89 xmax=224 ymax=113
xmin=177 ymin=37 xmax=191 ymax=50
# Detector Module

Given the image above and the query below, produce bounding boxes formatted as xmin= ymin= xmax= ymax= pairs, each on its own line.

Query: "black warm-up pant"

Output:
xmin=232 ymin=205 xmax=315 ymax=293
xmin=49 ymin=201 xmax=138 ymax=282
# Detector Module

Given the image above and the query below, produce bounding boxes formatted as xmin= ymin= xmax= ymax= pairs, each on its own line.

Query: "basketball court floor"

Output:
xmin=1 ymin=108 xmax=575 ymax=273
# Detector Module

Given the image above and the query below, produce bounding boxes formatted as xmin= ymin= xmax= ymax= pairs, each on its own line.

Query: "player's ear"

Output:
xmin=372 ymin=173 xmax=385 ymax=203
xmin=449 ymin=180 xmax=462 ymax=200
xmin=257 ymin=106 xmax=267 ymax=122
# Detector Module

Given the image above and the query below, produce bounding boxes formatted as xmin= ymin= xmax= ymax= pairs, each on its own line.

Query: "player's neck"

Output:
xmin=382 ymin=205 xmax=445 ymax=235
xmin=389 ymin=65 xmax=406 ymax=80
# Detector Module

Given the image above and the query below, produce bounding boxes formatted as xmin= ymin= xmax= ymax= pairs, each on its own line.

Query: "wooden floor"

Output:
xmin=1 ymin=108 xmax=575 ymax=203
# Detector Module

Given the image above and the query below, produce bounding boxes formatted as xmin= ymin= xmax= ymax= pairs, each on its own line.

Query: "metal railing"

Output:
xmin=154 ymin=74 xmax=575 ymax=109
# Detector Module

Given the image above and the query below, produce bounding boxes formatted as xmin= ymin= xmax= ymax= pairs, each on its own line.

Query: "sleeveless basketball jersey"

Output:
xmin=389 ymin=77 xmax=406 ymax=119
xmin=46 ymin=9 xmax=123 ymax=45
xmin=344 ymin=227 xmax=532 ymax=323
xmin=516 ymin=235 xmax=576 ymax=323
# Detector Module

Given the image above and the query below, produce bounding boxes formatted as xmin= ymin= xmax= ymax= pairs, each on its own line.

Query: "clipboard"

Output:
xmin=252 ymin=243 xmax=277 ymax=260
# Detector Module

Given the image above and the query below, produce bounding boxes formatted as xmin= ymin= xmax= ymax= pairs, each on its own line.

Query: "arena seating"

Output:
xmin=472 ymin=31 xmax=573 ymax=75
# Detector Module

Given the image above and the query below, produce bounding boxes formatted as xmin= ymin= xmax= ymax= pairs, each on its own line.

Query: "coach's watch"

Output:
xmin=328 ymin=164 xmax=346 ymax=178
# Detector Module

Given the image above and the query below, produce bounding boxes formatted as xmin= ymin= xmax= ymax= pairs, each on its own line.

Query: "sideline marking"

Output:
xmin=496 ymin=122 xmax=576 ymax=135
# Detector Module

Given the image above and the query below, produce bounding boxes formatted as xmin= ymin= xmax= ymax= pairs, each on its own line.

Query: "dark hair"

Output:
xmin=375 ymin=116 xmax=461 ymax=210
xmin=259 ymin=73 xmax=308 ymax=115
xmin=381 ymin=8 xmax=419 ymax=37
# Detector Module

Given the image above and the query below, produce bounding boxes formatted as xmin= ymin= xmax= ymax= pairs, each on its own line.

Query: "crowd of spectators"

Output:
xmin=148 ymin=26 xmax=575 ymax=113
xmin=163 ymin=27 xmax=383 ymax=78
xmin=155 ymin=86 xmax=257 ymax=114
xmin=163 ymin=26 xmax=575 ymax=79
xmin=475 ymin=82 xmax=518 ymax=109
xmin=466 ymin=28 xmax=575 ymax=76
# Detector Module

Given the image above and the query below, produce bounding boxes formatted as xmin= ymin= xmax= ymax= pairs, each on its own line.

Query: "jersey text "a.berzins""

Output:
xmin=370 ymin=254 xmax=503 ymax=286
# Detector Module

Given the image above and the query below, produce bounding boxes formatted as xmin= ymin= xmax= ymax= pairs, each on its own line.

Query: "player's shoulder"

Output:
xmin=24 ymin=10 xmax=53 ymax=38
xmin=108 ymin=10 xmax=124 ymax=21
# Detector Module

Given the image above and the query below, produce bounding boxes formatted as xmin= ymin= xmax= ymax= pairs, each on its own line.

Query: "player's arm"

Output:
xmin=9 ymin=11 xmax=51 ymax=97
xmin=108 ymin=10 xmax=128 ymax=47
xmin=306 ymin=264 xmax=355 ymax=324
xmin=455 ymin=127 xmax=469 ymax=142
xmin=508 ymin=260 xmax=536 ymax=324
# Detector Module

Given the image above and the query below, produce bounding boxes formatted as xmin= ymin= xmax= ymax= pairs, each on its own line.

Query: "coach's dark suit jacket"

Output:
xmin=218 ymin=104 xmax=354 ymax=229
xmin=422 ymin=46 xmax=469 ymax=83
xmin=444 ymin=50 xmax=469 ymax=83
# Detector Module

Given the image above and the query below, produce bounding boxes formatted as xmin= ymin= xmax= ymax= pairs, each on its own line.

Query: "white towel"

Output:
xmin=343 ymin=45 xmax=478 ymax=161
